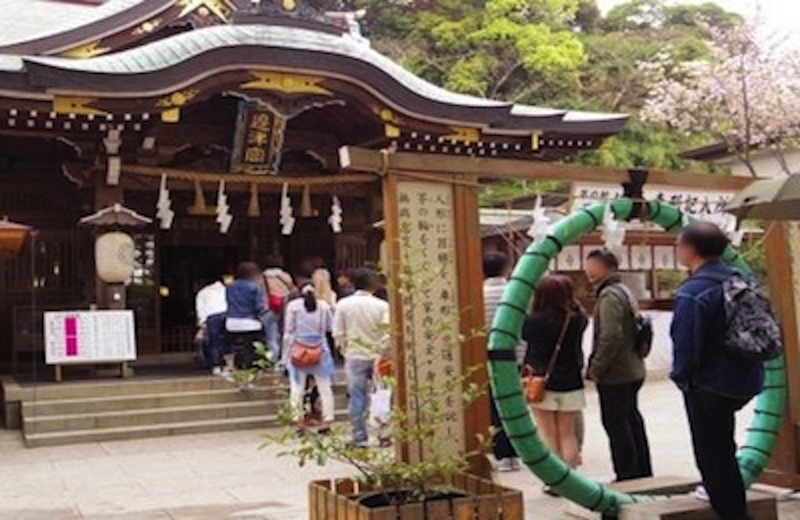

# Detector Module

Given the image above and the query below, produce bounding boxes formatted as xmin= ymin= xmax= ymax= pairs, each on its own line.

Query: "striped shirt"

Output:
xmin=484 ymin=277 xmax=526 ymax=365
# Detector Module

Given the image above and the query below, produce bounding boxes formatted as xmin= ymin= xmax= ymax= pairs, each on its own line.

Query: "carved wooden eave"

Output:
xmin=0 ymin=18 xmax=628 ymax=161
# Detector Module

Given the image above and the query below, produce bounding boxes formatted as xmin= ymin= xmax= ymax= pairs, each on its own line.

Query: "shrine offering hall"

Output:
xmin=0 ymin=0 xmax=626 ymax=373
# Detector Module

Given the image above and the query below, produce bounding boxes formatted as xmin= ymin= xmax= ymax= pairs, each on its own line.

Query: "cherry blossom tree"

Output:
xmin=641 ymin=21 xmax=800 ymax=176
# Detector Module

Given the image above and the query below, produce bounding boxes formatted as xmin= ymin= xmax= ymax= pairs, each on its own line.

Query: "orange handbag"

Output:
xmin=522 ymin=314 xmax=572 ymax=405
xmin=290 ymin=308 xmax=325 ymax=369
xmin=291 ymin=340 xmax=322 ymax=368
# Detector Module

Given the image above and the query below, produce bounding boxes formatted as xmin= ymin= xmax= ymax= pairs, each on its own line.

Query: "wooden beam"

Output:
xmin=339 ymin=146 xmax=758 ymax=191
xmin=123 ymin=164 xmax=377 ymax=186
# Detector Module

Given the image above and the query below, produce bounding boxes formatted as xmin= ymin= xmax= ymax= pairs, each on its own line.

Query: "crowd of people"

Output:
xmin=485 ymin=222 xmax=767 ymax=520
xmin=194 ymin=221 xmax=766 ymax=520
xmin=194 ymin=256 xmax=390 ymax=445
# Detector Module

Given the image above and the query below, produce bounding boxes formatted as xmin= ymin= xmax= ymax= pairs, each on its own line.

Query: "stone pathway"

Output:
xmin=0 ymin=379 xmax=796 ymax=519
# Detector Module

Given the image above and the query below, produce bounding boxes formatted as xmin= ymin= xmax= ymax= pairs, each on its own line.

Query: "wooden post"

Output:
xmin=762 ymin=222 xmax=800 ymax=487
xmin=383 ymin=172 xmax=410 ymax=464
xmin=453 ymin=175 xmax=492 ymax=478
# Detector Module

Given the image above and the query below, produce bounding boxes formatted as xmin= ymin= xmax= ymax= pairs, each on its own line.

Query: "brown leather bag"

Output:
xmin=290 ymin=308 xmax=325 ymax=369
xmin=523 ymin=313 xmax=572 ymax=405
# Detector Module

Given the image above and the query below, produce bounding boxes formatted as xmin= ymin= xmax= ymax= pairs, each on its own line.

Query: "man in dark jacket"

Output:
xmin=672 ymin=223 xmax=764 ymax=520
xmin=585 ymin=249 xmax=652 ymax=482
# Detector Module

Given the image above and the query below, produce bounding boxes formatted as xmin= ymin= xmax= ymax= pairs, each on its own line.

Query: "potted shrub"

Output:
xmin=265 ymin=253 xmax=523 ymax=519
xmin=265 ymin=361 xmax=523 ymax=519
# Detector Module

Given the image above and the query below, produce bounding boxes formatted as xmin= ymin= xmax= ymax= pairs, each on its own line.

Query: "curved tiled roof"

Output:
xmin=0 ymin=0 xmax=146 ymax=48
xmin=14 ymin=24 xmax=625 ymax=134
xmin=29 ymin=25 xmax=512 ymax=110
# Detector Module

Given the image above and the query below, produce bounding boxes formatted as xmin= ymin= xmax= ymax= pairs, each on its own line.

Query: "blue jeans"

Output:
xmin=346 ymin=357 xmax=375 ymax=444
xmin=205 ymin=313 xmax=226 ymax=367
xmin=260 ymin=311 xmax=281 ymax=363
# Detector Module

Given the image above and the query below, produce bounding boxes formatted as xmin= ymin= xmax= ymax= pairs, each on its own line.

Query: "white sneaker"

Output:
xmin=496 ymin=459 xmax=515 ymax=473
xmin=212 ymin=367 xmax=222 ymax=376
xmin=510 ymin=458 xmax=522 ymax=472
xmin=694 ymin=485 xmax=710 ymax=502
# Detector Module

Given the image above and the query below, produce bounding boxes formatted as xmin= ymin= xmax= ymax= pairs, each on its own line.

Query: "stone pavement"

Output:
xmin=0 ymin=379 xmax=797 ymax=519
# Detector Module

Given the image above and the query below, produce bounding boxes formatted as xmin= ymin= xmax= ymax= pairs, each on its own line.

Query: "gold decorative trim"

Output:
xmin=444 ymin=126 xmax=480 ymax=143
xmin=177 ymin=0 xmax=231 ymax=22
xmin=532 ymin=131 xmax=542 ymax=151
xmin=132 ymin=18 xmax=163 ymax=36
xmin=53 ymin=96 xmax=106 ymax=116
xmin=156 ymin=88 xmax=200 ymax=109
xmin=161 ymin=108 xmax=181 ymax=123
xmin=375 ymin=107 xmax=402 ymax=125
xmin=384 ymin=124 xmax=400 ymax=138
xmin=59 ymin=41 xmax=110 ymax=59
xmin=241 ymin=71 xmax=333 ymax=96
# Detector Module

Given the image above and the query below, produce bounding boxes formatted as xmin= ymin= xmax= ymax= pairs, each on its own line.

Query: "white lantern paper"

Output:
xmin=95 ymin=232 xmax=135 ymax=283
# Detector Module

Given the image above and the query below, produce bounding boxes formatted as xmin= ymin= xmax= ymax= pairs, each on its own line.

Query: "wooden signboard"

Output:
xmin=384 ymin=173 xmax=490 ymax=474
xmin=395 ymin=181 xmax=465 ymax=460
xmin=44 ymin=310 xmax=136 ymax=365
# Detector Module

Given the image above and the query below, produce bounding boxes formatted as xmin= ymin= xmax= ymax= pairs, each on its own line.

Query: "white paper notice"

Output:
xmin=44 ymin=310 xmax=137 ymax=365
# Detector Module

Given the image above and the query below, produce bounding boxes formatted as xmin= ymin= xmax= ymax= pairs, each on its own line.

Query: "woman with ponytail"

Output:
xmin=283 ymin=282 xmax=335 ymax=433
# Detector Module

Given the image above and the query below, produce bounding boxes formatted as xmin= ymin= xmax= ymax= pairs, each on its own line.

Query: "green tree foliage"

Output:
xmin=350 ymin=0 xmax=742 ymax=198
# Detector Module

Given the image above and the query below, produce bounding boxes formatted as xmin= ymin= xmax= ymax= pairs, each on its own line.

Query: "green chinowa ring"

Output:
xmin=487 ymin=199 xmax=787 ymax=514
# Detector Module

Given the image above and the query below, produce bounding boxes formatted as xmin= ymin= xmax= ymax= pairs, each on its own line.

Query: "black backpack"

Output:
xmin=611 ymin=284 xmax=654 ymax=359
xmin=720 ymin=274 xmax=783 ymax=363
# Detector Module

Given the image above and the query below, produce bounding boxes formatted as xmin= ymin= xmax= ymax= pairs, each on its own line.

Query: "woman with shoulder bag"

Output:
xmin=523 ymin=275 xmax=588 ymax=475
xmin=284 ymin=283 xmax=335 ymax=434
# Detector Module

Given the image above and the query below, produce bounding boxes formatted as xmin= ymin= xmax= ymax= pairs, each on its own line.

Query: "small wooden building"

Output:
xmin=0 ymin=0 xmax=627 ymax=372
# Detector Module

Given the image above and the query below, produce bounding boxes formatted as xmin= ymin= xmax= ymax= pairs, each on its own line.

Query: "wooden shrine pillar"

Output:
xmin=383 ymin=171 xmax=491 ymax=478
xmin=762 ymin=222 xmax=800 ymax=488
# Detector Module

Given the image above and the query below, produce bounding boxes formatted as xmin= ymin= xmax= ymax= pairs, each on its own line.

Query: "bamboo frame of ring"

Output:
xmin=487 ymin=198 xmax=788 ymax=515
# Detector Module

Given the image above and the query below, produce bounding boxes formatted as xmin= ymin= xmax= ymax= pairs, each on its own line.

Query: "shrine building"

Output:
xmin=0 ymin=0 xmax=628 ymax=374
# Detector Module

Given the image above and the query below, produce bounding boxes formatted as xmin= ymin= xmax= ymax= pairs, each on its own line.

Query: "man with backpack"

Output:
xmin=673 ymin=223 xmax=780 ymax=520
xmin=585 ymin=249 xmax=653 ymax=482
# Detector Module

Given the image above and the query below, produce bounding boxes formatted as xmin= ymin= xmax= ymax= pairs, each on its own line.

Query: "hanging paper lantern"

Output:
xmin=280 ymin=183 xmax=296 ymax=236
xmin=95 ymin=232 xmax=135 ymax=283
xmin=329 ymin=195 xmax=343 ymax=233
xmin=526 ymin=194 xmax=551 ymax=241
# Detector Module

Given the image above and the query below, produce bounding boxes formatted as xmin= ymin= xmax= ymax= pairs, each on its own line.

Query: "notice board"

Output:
xmin=395 ymin=181 xmax=465 ymax=460
xmin=44 ymin=310 xmax=137 ymax=365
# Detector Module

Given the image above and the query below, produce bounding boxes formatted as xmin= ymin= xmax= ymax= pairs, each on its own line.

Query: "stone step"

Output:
xmin=24 ymin=410 xmax=349 ymax=448
xmin=24 ymin=394 xmax=349 ymax=434
xmin=10 ymin=375 xmax=286 ymax=401
xmin=21 ymin=383 xmax=345 ymax=415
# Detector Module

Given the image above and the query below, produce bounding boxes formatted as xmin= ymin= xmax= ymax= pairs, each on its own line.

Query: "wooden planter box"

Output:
xmin=309 ymin=472 xmax=523 ymax=520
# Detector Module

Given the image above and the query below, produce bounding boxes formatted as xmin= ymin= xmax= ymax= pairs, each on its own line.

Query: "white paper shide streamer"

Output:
xmin=216 ymin=180 xmax=233 ymax=234
xmin=156 ymin=174 xmax=175 ymax=230
xmin=280 ymin=183 xmax=296 ymax=236
xmin=526 ymin=194 xmax=551 ymax=241
xmin=329 ymin=195 xmax=343 ymax=233
xmin=725 ymin=219 xmax=744 ymax=248
xmin=601 ymin=199 xmax=626 ymax=253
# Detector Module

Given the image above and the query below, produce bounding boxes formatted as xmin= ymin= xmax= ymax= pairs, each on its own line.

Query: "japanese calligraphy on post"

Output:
xmin=230 ymin=102 xmax=286 ymax=175
xmin=396 ymin=181 xmax=465 ymax=460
